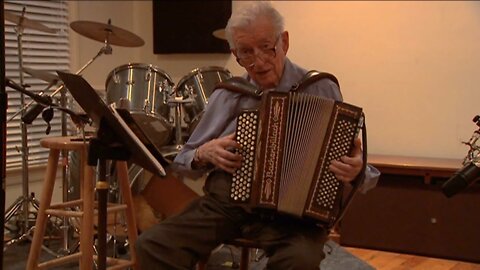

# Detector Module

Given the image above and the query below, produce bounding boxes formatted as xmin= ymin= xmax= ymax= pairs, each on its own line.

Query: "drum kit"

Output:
xmin=4 ymin=7 xmax=232 ymax=257
xmin=105 ymin=63 xmax=232 ymax=152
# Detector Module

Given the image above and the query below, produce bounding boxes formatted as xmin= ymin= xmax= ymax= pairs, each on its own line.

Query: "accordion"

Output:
xmin=230 ymin=90 xmax=364 ymax=226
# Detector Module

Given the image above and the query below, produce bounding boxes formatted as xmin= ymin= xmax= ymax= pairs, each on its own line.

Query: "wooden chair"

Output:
xmin=196 ymin=229 xmax=341 ymax=269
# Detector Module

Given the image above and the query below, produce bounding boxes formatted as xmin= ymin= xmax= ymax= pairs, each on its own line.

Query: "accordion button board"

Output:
xmin=231 ymin=111 xmax=259 ymax=202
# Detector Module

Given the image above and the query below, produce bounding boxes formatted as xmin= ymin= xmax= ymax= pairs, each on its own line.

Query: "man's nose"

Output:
xmin=251 ymin=51 xmax=269 ymax=67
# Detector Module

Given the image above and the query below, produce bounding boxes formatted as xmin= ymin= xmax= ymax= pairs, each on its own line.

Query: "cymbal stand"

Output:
xmin=4 ymin=8 xmax=63 ymax=257
xmin=3 ymin=7 xmax=43 ymax=250
xmin=51 ymin=42 xmax=112 ymax=256
xmin=56 ymin=36 xmax=112 ymax=256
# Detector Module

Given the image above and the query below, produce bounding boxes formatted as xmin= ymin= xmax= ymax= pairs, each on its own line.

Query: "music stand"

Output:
xmin=57 ymin=71 xmax=167 ymax=270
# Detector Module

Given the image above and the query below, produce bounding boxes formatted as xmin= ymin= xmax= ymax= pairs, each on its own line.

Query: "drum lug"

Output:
xmin=143 ymin=99 xmax=151 ymax=113
xmin=145 ymin=69 xmax=151 ymax=81
xmin=196 ymin=71 xmax=204 ymax=83
xmin=158 ymin=79 xmax=173 ymax=97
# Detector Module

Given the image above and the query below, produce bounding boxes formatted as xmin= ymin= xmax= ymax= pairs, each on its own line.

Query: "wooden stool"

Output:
xmin=26 ymin=136 xmax=139 ymax=270
xmin=197 ymin=238 xmax=262 ymax=270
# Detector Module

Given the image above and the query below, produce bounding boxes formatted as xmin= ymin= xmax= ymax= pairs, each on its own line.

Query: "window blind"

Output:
xmin=5 ymin=1 xmax=70 ymax=170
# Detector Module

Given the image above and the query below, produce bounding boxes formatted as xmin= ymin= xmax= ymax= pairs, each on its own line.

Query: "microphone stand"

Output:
xmin=441 ymin=115 xmax=480 ymax=197
xmin=5 ymin=78 xmax=90 ymax=126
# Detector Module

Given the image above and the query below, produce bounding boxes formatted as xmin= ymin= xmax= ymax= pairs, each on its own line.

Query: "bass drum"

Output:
xmin=106 ymin=63 xmax=175 ymax=148
xmin=175 ymin=66 xmax=232 ymax=135
xmin=118 ymin=165 xmax=198 ymax=232
xmin=109 ymin=147 xmax=198 ymax=232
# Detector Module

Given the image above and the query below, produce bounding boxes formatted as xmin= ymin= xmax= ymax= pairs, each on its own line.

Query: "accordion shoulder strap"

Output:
xmin=213 ymin=70 xmax=340 ymax=98
xmin=290 ymin=70 xmax=340 ymax=93
xmin=214 ymin=77 xmax=263 ymax=98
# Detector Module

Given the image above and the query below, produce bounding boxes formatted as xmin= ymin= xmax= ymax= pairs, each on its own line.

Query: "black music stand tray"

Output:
xmin=57 ymin=71 xmax=167 ymax=270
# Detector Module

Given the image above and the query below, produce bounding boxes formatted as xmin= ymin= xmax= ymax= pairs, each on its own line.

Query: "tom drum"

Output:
xmin=106 ymin=63 xmax=175 ymax=148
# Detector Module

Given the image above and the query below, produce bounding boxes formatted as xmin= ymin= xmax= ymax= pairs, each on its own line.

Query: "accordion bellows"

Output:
xmin=231 ymin=90 xmax=363 ymax=226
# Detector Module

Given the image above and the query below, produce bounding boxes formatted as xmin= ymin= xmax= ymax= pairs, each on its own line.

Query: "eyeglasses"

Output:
xmin=235 ymin=35 xmax=281 ymax=68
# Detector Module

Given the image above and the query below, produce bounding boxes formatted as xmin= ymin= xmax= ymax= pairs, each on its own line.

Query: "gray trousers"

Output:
xmin=136 ymin=171 xmax=328 ymax=270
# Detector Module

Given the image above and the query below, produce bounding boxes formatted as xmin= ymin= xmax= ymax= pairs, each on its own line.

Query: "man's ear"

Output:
xmin=282 ymin=31 xmax=289 ymax=54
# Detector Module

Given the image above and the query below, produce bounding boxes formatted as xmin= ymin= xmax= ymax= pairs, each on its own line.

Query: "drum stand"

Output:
xmin=172 ymin=97 xmax=187 ymax=146
xmin=4 ymin=21 xmax=112 ymax=256
xmin=167 ymin=97 xmax=194 ymax=148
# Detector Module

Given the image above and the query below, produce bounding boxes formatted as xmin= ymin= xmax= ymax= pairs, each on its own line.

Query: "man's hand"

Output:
xmin=196 ymin=133 xmax=242 ymax=173
xmin=329 ymin=138 xmax=363 ymax=183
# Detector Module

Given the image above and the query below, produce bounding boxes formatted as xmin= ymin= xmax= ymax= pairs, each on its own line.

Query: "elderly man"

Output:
xmin=136 ymin=2 xmax=379 ymax=269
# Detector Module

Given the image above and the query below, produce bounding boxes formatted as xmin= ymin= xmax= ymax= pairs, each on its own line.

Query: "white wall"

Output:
xmin=70 ymin=0 xmax=480 ymax=160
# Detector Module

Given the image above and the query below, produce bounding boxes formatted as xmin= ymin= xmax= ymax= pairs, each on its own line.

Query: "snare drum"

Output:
xmin=176 ymin=66 xmax=232 ymax=134
xmin=106 ymin=63 xmax=175 ymax=148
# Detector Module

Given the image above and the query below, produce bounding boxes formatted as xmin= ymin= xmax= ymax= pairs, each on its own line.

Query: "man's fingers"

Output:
xmin=350 ymin=138 xmax=362 ymax=157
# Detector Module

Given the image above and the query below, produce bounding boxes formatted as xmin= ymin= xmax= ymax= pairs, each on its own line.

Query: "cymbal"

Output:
xmin=4 ymin=11 xmax=56 ymax=34
xmin=23 ymin=67 xmax=59 ymax=84
xmin=70 ymin=20 xmax=145 ymax=47
xmin=212 ymin=28 xmax=227 ymax=41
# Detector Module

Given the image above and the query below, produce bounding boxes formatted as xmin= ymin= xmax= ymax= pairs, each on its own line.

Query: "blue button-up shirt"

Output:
xmin=174 ymin=58 xmax=379 ymax=193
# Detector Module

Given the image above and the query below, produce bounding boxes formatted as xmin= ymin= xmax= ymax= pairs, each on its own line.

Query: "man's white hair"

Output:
xmin=225 ymin=1 xmax=285 ymax=49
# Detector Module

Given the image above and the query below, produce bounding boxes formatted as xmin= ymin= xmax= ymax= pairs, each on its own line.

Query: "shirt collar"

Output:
xmin=275 ymin=58 xmax=296 ymax=92
xmin=244 ymin=57 xmax=295 ymax=93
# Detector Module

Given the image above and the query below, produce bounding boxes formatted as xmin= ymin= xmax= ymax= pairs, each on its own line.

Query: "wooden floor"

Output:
xmin=345 ymin=247 xmax=480 ymax=270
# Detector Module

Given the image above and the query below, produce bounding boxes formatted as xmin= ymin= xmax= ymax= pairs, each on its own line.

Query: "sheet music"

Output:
xmin=108 ymin=103 xmax=166 ymax=176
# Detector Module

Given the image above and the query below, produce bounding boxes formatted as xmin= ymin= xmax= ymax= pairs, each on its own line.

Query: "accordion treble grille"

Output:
xmin=231 ymin=111 xmax=259 ymax=202
xmin=306 ymin=106 xmax=362 ymax=221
